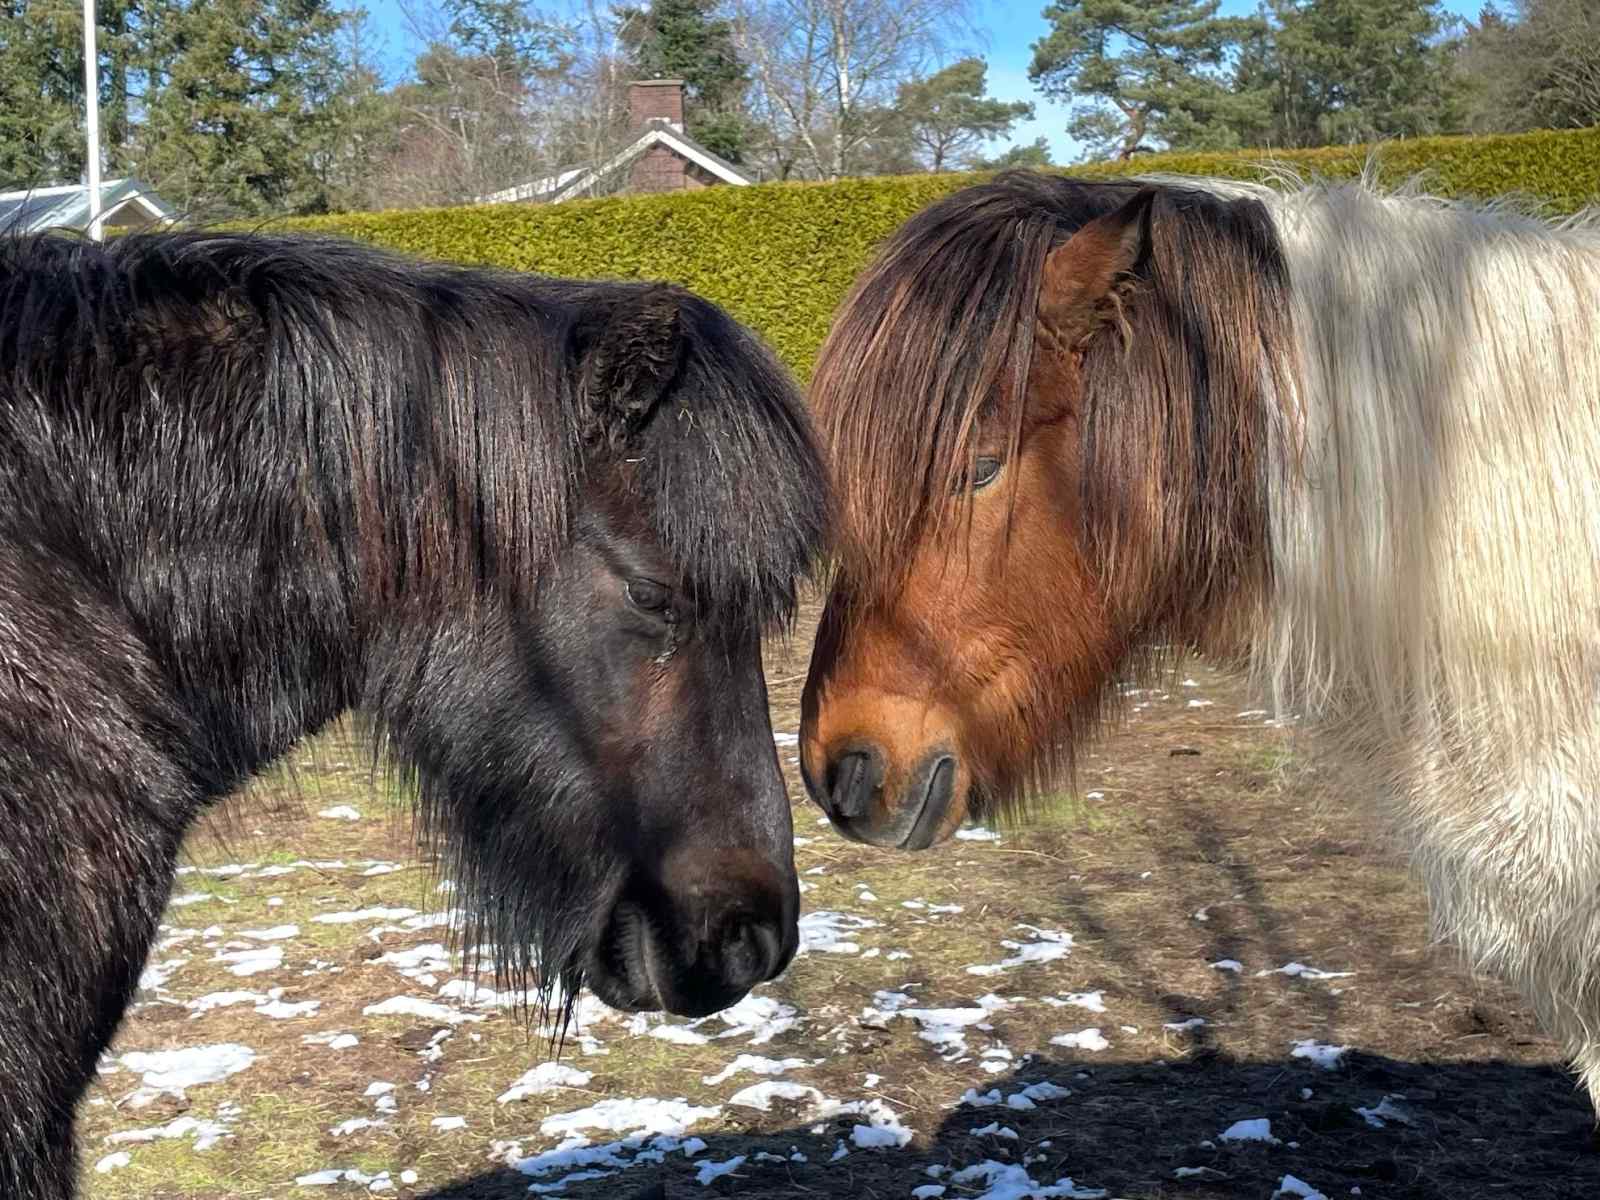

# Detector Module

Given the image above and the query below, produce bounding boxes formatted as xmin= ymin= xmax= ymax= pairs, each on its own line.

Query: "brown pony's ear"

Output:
xmin=582 ymin=287 xmax=686 ymax=449
xmin=1038 ymin=187 xmax=1156 ymax=346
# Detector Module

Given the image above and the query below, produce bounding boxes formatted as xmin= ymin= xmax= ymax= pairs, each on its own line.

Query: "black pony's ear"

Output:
xmin=581 ymin=287 xmax=686 ymax=449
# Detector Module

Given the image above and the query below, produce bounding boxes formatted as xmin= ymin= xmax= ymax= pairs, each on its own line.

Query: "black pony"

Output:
xmin=0 ymin=230 xmax=827 ymax=1200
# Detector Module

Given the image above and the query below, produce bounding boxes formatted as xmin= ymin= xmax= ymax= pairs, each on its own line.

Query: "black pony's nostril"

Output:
xmin=718 ymin=913 xmax=786 ymax=992
xmin=825 ymin=747 xmax=881 ymax=820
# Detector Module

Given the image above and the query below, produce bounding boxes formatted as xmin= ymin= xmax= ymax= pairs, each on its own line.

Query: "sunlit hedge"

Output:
xmin=266 ymin=125 xmax=1599 ymax=378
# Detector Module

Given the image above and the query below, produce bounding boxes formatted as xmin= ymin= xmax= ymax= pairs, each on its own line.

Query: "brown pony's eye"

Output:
xmin=626 ymin=577 xmax=671 ymax=615
xmin=970 ymin=457 xmax=1002 ymax=490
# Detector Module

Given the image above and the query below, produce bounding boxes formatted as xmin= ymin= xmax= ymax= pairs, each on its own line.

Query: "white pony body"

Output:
xmin=1171 ymin=170 xmax=1600 ymax=1102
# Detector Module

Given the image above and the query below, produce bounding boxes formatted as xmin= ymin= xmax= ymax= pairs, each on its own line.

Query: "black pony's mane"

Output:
xmin=0 ymin=229 xmax=821 ymax=635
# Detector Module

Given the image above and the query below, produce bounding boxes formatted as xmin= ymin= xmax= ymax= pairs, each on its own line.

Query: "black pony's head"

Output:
xmin=355 ymin=275 xmax=828 ymax=1019
xmin=0 ymin=229 xmax=827 ymax=1023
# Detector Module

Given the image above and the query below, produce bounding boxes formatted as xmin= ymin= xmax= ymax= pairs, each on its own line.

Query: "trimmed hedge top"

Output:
xmin=269 ymin=125 xmax=1599 ymax=378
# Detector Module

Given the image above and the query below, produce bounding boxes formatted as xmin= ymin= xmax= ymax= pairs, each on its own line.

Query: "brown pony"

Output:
xmin=800 ymin=171 xmax=1290 ymax=849
xmin=798 ymin=166 xmax=1600 ymax=1113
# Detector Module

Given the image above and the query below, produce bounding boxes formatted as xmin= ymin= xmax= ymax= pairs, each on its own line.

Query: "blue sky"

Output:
xmin=974 ymin=0 xmax=1486 ymax=163
xmin=357 ymin=0 xmax=1488 ymax=165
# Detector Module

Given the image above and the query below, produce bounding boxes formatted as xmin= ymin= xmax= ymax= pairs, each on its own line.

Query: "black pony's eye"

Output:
xmin=970 ymin=456 xmax=1002 ymax=490
xmin=626 ymin=577 xmax=671 ymax=614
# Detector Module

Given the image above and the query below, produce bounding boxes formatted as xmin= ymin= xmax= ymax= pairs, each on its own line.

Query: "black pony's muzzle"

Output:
xmin=587 ymin=849 xmax=798 ymax=1017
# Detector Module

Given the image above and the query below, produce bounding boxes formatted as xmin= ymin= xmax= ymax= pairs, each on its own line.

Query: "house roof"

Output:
xmin=0 ymin=179 xmax=177 ymax=235
xmin=477 ymin=121 xmax=754 ymax=207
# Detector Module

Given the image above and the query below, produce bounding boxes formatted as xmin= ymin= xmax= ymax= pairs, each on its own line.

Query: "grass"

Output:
xmin=73 ymin=617 xmax=1594 ymax=1200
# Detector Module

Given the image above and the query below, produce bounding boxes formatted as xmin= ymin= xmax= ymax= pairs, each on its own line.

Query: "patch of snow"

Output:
xmin=1355 ymin=1095 xmax=1413 ymax=1129
xmin=1291 ymin=1040 xmax=1350 ymax=1070
xmin=213 ymin=945 xmax=283 ymax=977
xmin=947 ymin=1160 xmax=1107 ymax=1199
xmin=955 ymin=826 xmax=1002 ymax=842
xmin=708 ymin=994 xmax=800 ymax=1045
xmin=498 ymin=1063 xmax=594 ymax=1104
xmin=431 ymin=1116 xmax=467 ymax=1131
xmin=1211 ymin=959 xmax=1244 ymax=973
xmin=313 ymin=907 xmax=419 ymax=925
xmin=105 ymin=1115 xmax=233 ymax=1152
xmin=1049 ymin=1028 xmax=1110 ymax=1053
xmin=702 ymin=1055 xmax=810 ymax=1086
xmin=331 ymin=1118 xmax=382 ymax=1137
xmin=727 ymin=1081 xmax=824 ymax=1112
xmin=694 ymin=1155 xmax=746 ymax=1184
xmin=238 ymin=924 xmax=299 ymax=941
xmin=119 ymin=1044 xmax=255 ymax=1106
xmin=138 ymin=959 xmax=188 ymax=991
xmin=966 ymin=925 xmax=1073 ymax=976
xmin=648 ymin=1022 xmax=710 ymax=1046
xmin=540 ymin=1098 xmax=722 ymax=1140
xmin=1219 ymin=1117 xmax=1279 ymax=1144
xmin=93 ymin=1152 xmax=132 ymax=1173
xmin=1274 ymin=1176 xmax=1330 ymax=1200
xmin=318 ymin=805 xmax=361 ymax=820
xmin=378 ymin=944 xmax=450 ymax=972
xmin=969 ymin=1122 xmax=1020 ymax=1139
xmin=797 ymin=910 xmax=879 ymax=955
xmin=362 ymin=996 xmax=482 ymax=1024
xmin=1042 ymin=991 xmax=1104 ymax=1013
xmin=1164 ymin=1017 xmax=1207 ymax=1032
xmin=1258 ymin=962 xmax=1353 ymax=980
xmin=887 ymin=996 xmax=1009 ymax=1058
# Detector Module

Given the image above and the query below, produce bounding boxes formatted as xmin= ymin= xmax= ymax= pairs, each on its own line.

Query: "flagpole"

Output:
xmin=83 ymin=0 xmax=103 ymax=242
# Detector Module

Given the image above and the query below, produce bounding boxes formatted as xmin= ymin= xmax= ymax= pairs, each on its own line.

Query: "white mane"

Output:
xmin=1188 ymin=168 xmax=1600 ymax=1098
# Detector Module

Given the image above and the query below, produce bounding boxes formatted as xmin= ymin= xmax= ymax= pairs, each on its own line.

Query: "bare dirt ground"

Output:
xmin=78 ymin=595 xmax=1600 ymax=1200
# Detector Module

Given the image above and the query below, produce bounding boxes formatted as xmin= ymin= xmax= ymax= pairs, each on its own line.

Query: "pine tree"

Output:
xmin=1029 ymin=0 xmax=1268 ymax=160
xmin=1233 ymin=0 xmax=1464 ymax=147
xmin=892 ymin=58 xmax=1032 ymax=171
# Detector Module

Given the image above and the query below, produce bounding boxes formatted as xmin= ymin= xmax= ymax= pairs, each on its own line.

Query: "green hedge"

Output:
xmin=267 ymin=125 xmax=1599 ymax=379
xmin=1075 ymin=125 xmax=1600 ymax=216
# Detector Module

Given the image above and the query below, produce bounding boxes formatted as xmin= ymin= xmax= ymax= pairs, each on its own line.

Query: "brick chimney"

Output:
xmin=629 ymin=79 xmax=685 ymax=133
xmin=628 ymin=79 xmax=690 ymax=193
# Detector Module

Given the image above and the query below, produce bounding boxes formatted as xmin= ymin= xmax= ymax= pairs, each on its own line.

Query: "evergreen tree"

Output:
xmin=132 ymin=0 xmax=352 ymax=215
xmin=617 ymin=0 xmax=751 ymax=161
xmin=0 ymin=0 xmax=152 ymax=186
xmin=892 ymin=58 xmax=1032 ymax=171
xmin=1029 ymin=0 xmax=1267 ymax=160
xmin=1232 ymin=0 xmax=1464 ymax=147
xmin=1456 ymin=0 xmax=1600 ymax=133
xmin=972 ymin=136 xmax=1054 ymax=170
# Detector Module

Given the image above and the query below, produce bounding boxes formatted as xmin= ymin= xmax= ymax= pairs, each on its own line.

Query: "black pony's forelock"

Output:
xmin=627 ymin=293 xmax=829 ymax=638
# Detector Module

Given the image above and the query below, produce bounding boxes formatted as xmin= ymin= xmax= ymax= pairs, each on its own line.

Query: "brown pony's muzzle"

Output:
xmin=800 ymin=684 xmax=971 ymax=850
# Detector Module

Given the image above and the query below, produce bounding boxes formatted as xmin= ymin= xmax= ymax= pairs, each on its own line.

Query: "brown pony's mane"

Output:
xmin=813 ymin=170 xmax=1299 ymax=656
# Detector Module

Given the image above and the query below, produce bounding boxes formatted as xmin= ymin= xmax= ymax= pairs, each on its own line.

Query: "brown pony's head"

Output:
xmin=800 ymin=172 xmax=1296 ymax=848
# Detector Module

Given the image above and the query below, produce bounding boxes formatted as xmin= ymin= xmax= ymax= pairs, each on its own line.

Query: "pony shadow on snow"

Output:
xmin=418 ymin=1052 xmax=1600 ymax=1200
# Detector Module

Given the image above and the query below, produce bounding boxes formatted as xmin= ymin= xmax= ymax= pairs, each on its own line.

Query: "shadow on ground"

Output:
xmin=420 ymin=1051 xmax=1598 ymax=1200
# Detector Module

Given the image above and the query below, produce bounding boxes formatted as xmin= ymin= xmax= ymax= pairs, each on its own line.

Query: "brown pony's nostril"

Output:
xmin=903 ymin=753 xmax=957 ymax=850
xmin=825 ymin=747 xmax=882 ymax=820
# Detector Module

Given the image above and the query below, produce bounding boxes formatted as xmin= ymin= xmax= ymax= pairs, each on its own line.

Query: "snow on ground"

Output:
xmin=116 ymin=1045 xmax=257 ymax=1108
xmin=966 ymin=926 xmax=1074 ymax=977
xmin=90 ymin=684 xmax=1560 ymax=1200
